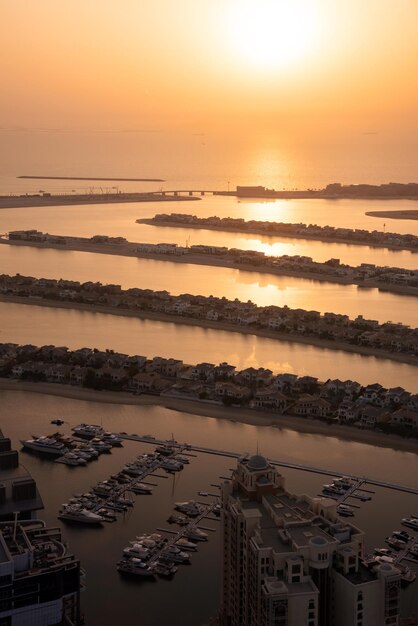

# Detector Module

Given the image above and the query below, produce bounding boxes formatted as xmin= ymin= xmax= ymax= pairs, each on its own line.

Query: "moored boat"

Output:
xmin=72 ymin=423 xmax=104 ymax=439
xmin=401 ymin=517 xmax=418 ymax=531
xmin=184 ymin=526 xmax=208 ymax=542
xmin=176 ymin=537 xmax=198 ymax=551
xmin=21 ymin=436 xmax=69 ymax=456
xmin=58 ymin=506 xmax=104 ymax=525
xmin=117 ymin=558 xmax=155 ymax=578
xmin=174 ymin=501 xmax=205 ymax=517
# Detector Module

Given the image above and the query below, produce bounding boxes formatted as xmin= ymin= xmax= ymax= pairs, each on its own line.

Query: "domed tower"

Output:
xmin=234 ymin=454 xmax=285 ymax=500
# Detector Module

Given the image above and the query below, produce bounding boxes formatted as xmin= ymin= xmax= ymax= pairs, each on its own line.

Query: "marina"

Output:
xmin=20 ymin=427 xmax=123 ymax=467
xmin=112 ymin=432 xmax=418 ymax=495
xmin=2 ymin=388 xmax=417 ymax=624
xmin=363 ymin=517 xmax=418 ymax=585
xmin=58 ymin=440 xmax=195 ymax=526
xmin=117 ymin=499 xmax=220 ymax=580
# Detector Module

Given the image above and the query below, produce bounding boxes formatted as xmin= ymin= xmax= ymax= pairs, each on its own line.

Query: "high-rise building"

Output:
xmin=0 ymin=430 xmax=83 ymax=626
xmin=220 ymin=454 xmax=401 ymax=626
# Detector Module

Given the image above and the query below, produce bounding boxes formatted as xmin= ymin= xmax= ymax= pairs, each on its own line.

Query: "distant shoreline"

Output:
xmin=365 ymin=210 xmax=418 ymax=221
xmin=2 ymin=188 xmax=418 ymax=211
xmin=0 ymin=194 xmax=200 ymax=210
xmin=1 ymin=294 xmax=417 ymax=366
xmin=1 ymin=378 xmax=417 ymax=454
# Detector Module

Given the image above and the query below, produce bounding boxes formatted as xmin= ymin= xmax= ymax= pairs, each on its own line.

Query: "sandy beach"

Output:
xmin=1 ymin=294 xmax=417 ymax=366
xmin=1 ymin=237 xmax=417 ymax=297
xmin=365 ymin=210 xmax=418 ymax=221
xmin=1 ymin=378 xmax=416 ymax=453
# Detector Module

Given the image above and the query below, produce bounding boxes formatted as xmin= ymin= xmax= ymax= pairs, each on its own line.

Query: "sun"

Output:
xmin=226 ymin=0 xmax=321 ymax=71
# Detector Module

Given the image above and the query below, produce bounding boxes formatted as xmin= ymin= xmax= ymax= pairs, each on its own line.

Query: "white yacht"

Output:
xmin=74 ymin=450 xmax=94 ymax=462
xmin=385 ymin=536 xmax=405 ymax=551
xmin=337 ymin=504 xmax=354 ymax=517
xmin=117 ymin=558 xmax=155 ymax=577
xmin=156 ymin=444 xmax=176 ymax=456
xmin=131 ymin=483 xmax=153 ymax=495
xmin=184 ymin=526 xmax=208 ymax=541
xmin=322 ymin=484 xmax=346 ymax=496
xmin=102 ymin=432 xmax=123 ymax=447
xmin=167 ymin=514 xmax=189 ymax=526
xmin=56 ymin=452 xmax=87 ymax=466
xmin=72 ymin=424 xmax=104 ymax=439
xmin=152 ymin=560 xmax=177 ymax=577
xmin=409 ymin=543 xmax=418 ymax=559
xmin=58 ymin=506 xmax=104 ymax=525
xmin=174 ymin=501 xmax=205 ymax=517
xmin=160 ymin=546 xmax=190 ymax=563
xmin=175 ymin=537 xmax=198 ymax=551
xmin=123 ymin=543 xmax=151 ymax=559
xmin=92 ymin=481 xmax=117 ymax=497
xmin=134 ymin=534 xmax=166 ymax=549
xmin=401 ymin=517 xmax=418 ymax=531
xmin=332 ymin=477 xmax=355 ymax=489
xmin=122 ymin=464 xmax=144 ymax=477
xmin=160 ymin=459 xmax=183 ymax=472
xmin=21 ymin=437 xmax=69 ymax=456
xmin=392 ymin=530 xmax=411 ymax=542
xmin=90 ymin=438 xmax=112 ymax=453
xmin=96 ymin=508 xmax=117 ymax=523
xmin=176 ymin=456 xmax=190 ymax=464
xmin=374 ymin=547 xmax=393 ymax=557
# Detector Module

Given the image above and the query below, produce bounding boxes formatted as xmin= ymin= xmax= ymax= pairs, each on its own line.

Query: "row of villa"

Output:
xmin=6 ymin=229 xmax=418 ymax=290
xmin=141 ymin=213 xmax=418 ymax=251
xmin=135 ymin=242 xmax=418 ymax=289
xmin=1 ymin=273 xmax=417 ymax=359
xmin=1 ymin=343 xmax=417 ymax=434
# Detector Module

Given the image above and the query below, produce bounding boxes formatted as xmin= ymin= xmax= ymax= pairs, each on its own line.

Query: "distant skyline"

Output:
xmin=1 ymin=0 xmax=418 ymax=145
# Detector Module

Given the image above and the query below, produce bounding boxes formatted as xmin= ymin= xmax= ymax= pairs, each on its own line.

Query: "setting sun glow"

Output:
xmin=227 ymin=0 xmax=321 ymax=71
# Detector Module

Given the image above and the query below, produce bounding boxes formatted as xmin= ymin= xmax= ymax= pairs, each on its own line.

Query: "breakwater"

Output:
xmin=0 ymin=192 xmax=200 ymax=209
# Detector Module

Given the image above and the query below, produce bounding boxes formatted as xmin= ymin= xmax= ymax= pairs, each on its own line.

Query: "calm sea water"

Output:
xmin=1 ymin=129 xmax=418 ymax=193
xmin=0 ymin=245 xmax=416 ymax=326
xmin=1 ymin=301 xmax=418 ymax=391
xmin=1 ymin=390 xmax=417 ymax=625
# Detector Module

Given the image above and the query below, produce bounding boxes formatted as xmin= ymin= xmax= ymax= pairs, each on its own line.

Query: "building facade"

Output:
xmin=220 ymin=455 xmax=401 ymax=626
xmin=0 ymin=430 xmax=83 ymax=626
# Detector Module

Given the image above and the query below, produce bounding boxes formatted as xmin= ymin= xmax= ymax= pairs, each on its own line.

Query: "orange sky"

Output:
xmin=1 ymin=0 xmax=418 ymax=142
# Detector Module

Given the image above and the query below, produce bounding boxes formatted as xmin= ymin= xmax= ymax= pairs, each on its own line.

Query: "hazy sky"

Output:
xmin=1 ymin=0 xmax=418 ymax=143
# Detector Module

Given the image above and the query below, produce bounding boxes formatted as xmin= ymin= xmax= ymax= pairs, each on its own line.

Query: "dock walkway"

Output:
xmin=116 ymin=434 xmax=418 ymax=496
